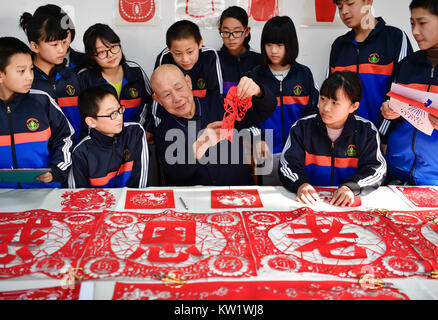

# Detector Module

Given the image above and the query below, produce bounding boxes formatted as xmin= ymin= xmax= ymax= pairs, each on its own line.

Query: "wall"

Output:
xmin=0 ymin=0 xmax=417 ymax=87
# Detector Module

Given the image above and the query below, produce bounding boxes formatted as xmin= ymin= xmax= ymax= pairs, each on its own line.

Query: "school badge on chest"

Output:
xmin=124 ymin=149 xmax=130 ymax=161
xmin=26 ymin=118 xmax=39 ymax=131
xmin=197 ymin=78 xmax=206 ymax=90
xmin=347 ymin=144 xmax=357 ymax=157
xmin=368 ymin=53 xmax=380 ymax=64
xmin=293 ymin=85 xmax=303 ymax=96
xmin=128 ymin=88 xmax=138 ymax=98
xmin=66 ymin=85 xmax=76 ymax=96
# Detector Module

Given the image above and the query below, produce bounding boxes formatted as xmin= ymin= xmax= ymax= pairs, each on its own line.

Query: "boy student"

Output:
xmin=68 ymin=85 xmax=149 ymax=188
xmin=151 ymin=20 xmax=223 ymax=130
xmin=0 ymin=37 xmax=75 ymax=188
xmin=20 ymin=9 xmax=84 ymax=144
xmin=329 ymin=0 xmax=413 ymax=126
xmin=279 ymin=71 xmax=386 ymax=206
xmin=380 ymin=0 xmax=438 ymax=185
xmin=150 ymin=64 xmax=276 ymax=186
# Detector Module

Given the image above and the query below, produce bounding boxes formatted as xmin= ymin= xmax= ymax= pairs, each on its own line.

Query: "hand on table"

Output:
xmin=330 ymin=185 xmax=354 ymax=207
xmin=296 ymin=183 xmax=320 ymax=205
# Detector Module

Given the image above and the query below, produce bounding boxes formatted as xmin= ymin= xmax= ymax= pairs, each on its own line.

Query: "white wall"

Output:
xmin=0 ymin=0 xmax=418 ymax=87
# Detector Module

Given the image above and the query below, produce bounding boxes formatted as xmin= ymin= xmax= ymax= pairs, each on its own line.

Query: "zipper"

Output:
xmin=113 ymin=137 xmax=119 ymax=188
xmin=279 ymin=80 xmax=285 ymax=147
xmin=330 ymin=141 xmax=335 ymax=185
xmin=356 ymin=47 xmax=360 ymax=73
xmin=6 ymin=105 xmax=21 ymax=188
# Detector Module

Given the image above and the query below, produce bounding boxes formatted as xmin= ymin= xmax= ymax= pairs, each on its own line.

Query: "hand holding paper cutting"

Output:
xmin=381 ymin=101 xmax=401 ymax=120
xmin=429 ymin=114 xmax=438 ymax=130
xmin=193 ymin=121 xmax=225 ymax=159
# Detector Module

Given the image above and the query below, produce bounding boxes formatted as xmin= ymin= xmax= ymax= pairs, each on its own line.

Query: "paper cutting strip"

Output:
xmin=388 ymin=91 xmax=438 ymax=117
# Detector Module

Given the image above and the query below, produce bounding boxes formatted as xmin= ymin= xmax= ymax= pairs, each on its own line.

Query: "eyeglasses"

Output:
xmin=219 ymin=30 xmax=245 ymax=39
xmin=94 ymin=44 xmax=121 ymax=60
xmin=95 ymin=105 xmax=125 ymax=120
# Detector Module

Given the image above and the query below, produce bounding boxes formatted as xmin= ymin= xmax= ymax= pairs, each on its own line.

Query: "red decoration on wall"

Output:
xmin=185 ymin=0 xmax=215 ymax=18
xmin=119 ymin=0 xmax=155 ymax=23
xmin=211 ymin=189 xmax=263 ymax=208
xmin=125 ymin=190 xmax=175 ymax=209
xmin=248 ymin=0 xmax=279 ymax=22
xmin=112 ymin=280 xmax=409 ymax=300
xmin=315 ymin=0 xmax=337 ymax=22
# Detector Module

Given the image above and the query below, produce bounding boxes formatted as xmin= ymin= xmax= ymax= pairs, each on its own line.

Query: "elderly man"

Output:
xmin=150 ymin=64 xmax=276 ymax=186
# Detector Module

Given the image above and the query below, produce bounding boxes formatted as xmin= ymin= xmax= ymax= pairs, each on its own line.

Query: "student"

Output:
xmin=150 ymin=64 xmax=276 ymax=186
xmin=20 ymin=10 xmax=83 ymax=143
xmin=217 ymin=6 xmax=260 ymax=94
xmin=68 ymin=85 xmax=149 ymax=188
xmin=380 ymin=0 xmax=438 ymax=185
xmin=279 ymin=71 xmax=386 ymax=206
xmin=0 ymin=37 xmax=75 ymax=188
xmin=79 ymin=23 xmax=153 ymax=127
xmin=32 ymin=4 xmax=87 ymax=72
xmin=250 ymin=16 xmax=319 ymax=185
xmin=329 ymin=0 xmax=413 ymax=126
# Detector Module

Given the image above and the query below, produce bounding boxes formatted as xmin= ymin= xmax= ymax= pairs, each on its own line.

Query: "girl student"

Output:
xmin=279 ymin=71 xmax=386 ymax=206
xmin=20 ymin=9 xmax=82 ymax=144
xmin=79 ymin=23 xmax=153 ymax=128
xmin=250 ymin=16 xmax=319 ymax=185
xmin=217 ymin=6 xmax=261 ymax=94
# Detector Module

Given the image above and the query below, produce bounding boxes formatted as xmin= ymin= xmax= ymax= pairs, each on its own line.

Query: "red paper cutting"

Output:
xmin=221 ymin=86 xmax=253 ymax=142
xmin=396 ymin=186 xmax=438 ymax=207
xmin=315 ymin=0 xmax=337 ymax=22
xmin=119 ymin=0 xmax=155 ymax=23
xmin=125 ymin=190 xmax=175 ymax=209
xmin=79 ymin=210 xmax=256 ymax=281
xmin=314 ymin=187 xmax=362 ymax=207
xmin=211 ymin=189 xmax=263 ymax=208
xmin=0 ymin=284 xmax=81 ymax=300
xmin=243 ymin=208 xmax=438 ymax=279
xmin=249 ymin=0 xmax=279 ymax=22
xmin=61 ymin=189 xmax=116 ymax=212
xmin=185 ymin=0 xmax=215 ymax=18
xmin=0 ymin=210 xmax=101 ymax=279
xmin=112 ymin=280 xmax=408 ymax=300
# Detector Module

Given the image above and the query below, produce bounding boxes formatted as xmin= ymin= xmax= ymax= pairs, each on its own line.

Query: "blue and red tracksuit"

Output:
xmin=65 ymin=48 xmax=87 ymax=73
xmin=218 ymin=44 xmax=261 ymax=94
xmin=78 ymin=60 xmax=153 ymax=127
xmin=250 ymin=62 xmax=319 ymax=154
xmin=32 ymin=62 xmax=83 ymax=144
xmin=329 ymin=17 xmax=413 ymax=125
xmin=0 ymin=89 xmax=75 ymax=188
xmin=279 ymin=113 xmax=386 ymax=195
xmin=379 ymin=50 xmax=438 ymax=185
xmin=151 ymin=46 xmax=224 ymax=129
xmin=68 ymin=123 xmax=149 ymax=188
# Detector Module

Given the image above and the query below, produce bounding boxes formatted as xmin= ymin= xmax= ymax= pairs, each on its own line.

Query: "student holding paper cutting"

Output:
xmin=0 ymin=37 xmax=75 ymax=188
xmin=380 ymin=0 xmax=438 ymax=185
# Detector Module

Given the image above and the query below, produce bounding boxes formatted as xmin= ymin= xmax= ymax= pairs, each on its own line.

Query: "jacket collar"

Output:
xmin=33 ymin=60 xmax=68 ymax=82
xmin=220 ymin=44 xmax=252 ymax=60
xmin=90 ymin=127 xmax=122 ymax=148
xmin=0 ymin=91 xmax=28 ymax=110
xmin=342 ymin=16 xmax=386 ymax=44
xmin=315 ymin=113 xmax=358 ymax=138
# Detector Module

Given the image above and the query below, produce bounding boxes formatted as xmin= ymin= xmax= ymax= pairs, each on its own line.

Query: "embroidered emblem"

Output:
xmin=347 ymin=144 xmax=357 ymax=157
xmin=368 ymin=53 xmax=380 ymax=64
xmin=26 ymin=118 xmax=40 ymax=131
xmin=124 ymin=149 xmax=130 ymax=161
xmin=129 ymin=88 xmax=138 ymax=98
xmin=197 ymin=78 xmax=206 ymax=90
xmin=66 ymin=85 xmax=76 ymax=96
xmin=293 ymin=85 xmax=303 ymax=96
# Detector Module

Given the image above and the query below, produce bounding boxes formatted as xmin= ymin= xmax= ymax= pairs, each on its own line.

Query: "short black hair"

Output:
xmin=0 ymin=37 xmax=32 ymax=72
xmin=78 ymin=85 xmax=118 ymax=119
xmin=33 ymin=4 xmax=76 ymax=42
xmin=19 ymin=11 xmax=68 ymax=43
xmin=410 ymin=0 xmax=438 ymax=15
xmin=83 ymin=23 xmax=126 ymax=72
xmin=219 ymin=6 xmax=251 ymax=46
xmin=320 ymin=71 xmax=362 ymax=104
xmin=166 ymin=20 xmax=202 ymax=48
xmin=260 ymin=16 xmax=299 ymax=67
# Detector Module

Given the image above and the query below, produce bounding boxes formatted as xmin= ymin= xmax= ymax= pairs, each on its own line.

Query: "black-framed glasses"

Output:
xmin=219 ymin=30 xmax=245 ymax=39
xmin=94 ymin=44 xmax=121 ymax=60
xmin=95 ymin=105 xmax=125 ymax=120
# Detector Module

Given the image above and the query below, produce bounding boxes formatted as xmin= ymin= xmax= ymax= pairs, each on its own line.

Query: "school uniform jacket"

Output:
xmin=250 ymin=62 xmax=319 ymax=154
xmin=68 ymin=122 xmax=149 ymax=188
xmin=329 ymin=17 xmax=413 ymax=125
xmin=32 ymin=62 xmax=83 ymax=144
xmin=153 ymin=87 xmax=276 ymax=186
xmin=151 ymin=46 xmax=223 ymax=130
xmin=0 ymin=89 xmax=75 ymax=188
xmin=79 ymin=60 xmax=153 ymax=127
xmin=65 ymin=48 xmax=87 ymax=73
xmin=379 ymin=50 xmax=438 ymax=185
xmin=218 ymin=44 xmax=261 ymax=94
xmin=279 ymin=113 xmax=386 ymax=195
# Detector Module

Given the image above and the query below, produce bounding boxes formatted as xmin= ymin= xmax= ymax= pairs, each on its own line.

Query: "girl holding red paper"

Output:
xmin=380 ymin=0 xmax=438 ymax=186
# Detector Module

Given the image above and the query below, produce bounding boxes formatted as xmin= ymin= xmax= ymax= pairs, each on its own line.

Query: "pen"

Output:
xmin=179 ymin=196 xmax=189 ymax=210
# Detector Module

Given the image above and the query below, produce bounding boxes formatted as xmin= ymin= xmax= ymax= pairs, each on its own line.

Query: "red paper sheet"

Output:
xmin=79 ymin=210 xmax=256 ymax=280
xmin=396 ymin=186 xmax=438 ymax=207
xmin=125 ymin=190 xmax=175 ymax=209
xmin=249 ymin=0 xmax=279 ymax=21
xmin=112 ymin=280 xmax=408 ymax=300
xmin=221 ymin=86 xmax=252 ymax=142
xmin=119 ymin=0 xmax=155 ymax=23
xmin=387 ymin=91 xmax=438 ymax=117
xmin=60 ymin=189 xmax=116 ymax=211
xmin=211 ymin=189 xmax=263 ymax=208
xmin=243 ymin=208 xmax=438 ymax=279
xmin=315 ymin=0 xmax=337 ymax=22
xmin=0 ymin=284 xmax=80 ymax=300
xmin=314 ymin=187 xmax=362 ymax=207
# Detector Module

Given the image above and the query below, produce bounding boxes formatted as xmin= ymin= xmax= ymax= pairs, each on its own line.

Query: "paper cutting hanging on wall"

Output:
xmin=301 ymin=0 xmax=344 ymax=27
xmin=176 ymin=0 xmax=226 ymax=28
xmin=237 ymin=0 xmax=280 ymax=24
xmin=115 ymin=0 xmax=160 ymax=25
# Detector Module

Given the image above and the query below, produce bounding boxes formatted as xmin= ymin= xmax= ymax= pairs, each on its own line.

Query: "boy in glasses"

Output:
xmin=68 ymin=85 xmax=149 ymax=188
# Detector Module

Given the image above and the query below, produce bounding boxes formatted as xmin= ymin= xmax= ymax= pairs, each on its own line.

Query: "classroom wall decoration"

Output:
xmin=115 ymin=0 xmax=161 ymax=26
xmin=176 ymin=0 xmax=226 ymax=28
xmin=238 ymin=0 xmax=280 ymax=24
xmin=301 ymin=0 xmax=344 ymax=27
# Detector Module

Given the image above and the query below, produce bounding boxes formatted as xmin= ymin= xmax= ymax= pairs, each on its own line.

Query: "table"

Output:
xmin=0 ymin=186 xmax=437 ymax=300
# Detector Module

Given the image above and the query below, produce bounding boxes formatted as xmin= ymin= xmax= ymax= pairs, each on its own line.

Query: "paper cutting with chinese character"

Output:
xmin=211 ymin=189 xmax=263 ymax=208
xmin=125 ymin=190 xmax=175 ymax=209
